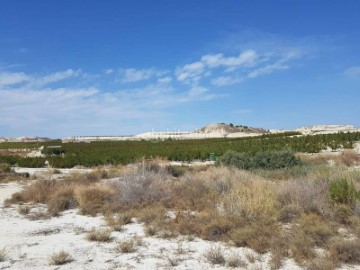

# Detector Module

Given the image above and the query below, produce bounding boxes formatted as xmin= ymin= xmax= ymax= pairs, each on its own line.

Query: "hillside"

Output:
xmin=193 ymin=123 xmax=268 ymax=137
xmin=296 ymin=125 xmax=360 ymax=135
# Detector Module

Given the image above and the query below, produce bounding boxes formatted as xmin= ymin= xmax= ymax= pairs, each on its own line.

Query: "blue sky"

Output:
xmin=0 ymin=0 xmax=359 ymax=138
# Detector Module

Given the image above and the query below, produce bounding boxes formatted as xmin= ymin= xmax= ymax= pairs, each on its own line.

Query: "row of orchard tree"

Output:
xmin=0 ymin=132 xmax=359 ymax=168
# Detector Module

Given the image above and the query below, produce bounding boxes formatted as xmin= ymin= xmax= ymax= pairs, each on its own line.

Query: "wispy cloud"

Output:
xmin=344 ymin=66 xmax=360 ymax=78
xmin=0 ymin=45 xmax=305 ymax=136
xmin=233 ymin=109 xmax=254 ymax=114
xmin=175 ymin=62 xmax=205 ymax=83
xmin=0 ymin=72 xmax=31 ymax=86
xmin=119 ymin=67 xmax=167 ymax=83
xmin=211 ymin=76 xmax=244 ymax=86
xmin=176 ymin=48 xmax=302 ymax=86
xmin=0 ymin=68 xmax=215 ymax=136
xmin=201 ymin=50 xmax=257 ymax=68
xmin=31 ymin=69 xmax=81 ymax=86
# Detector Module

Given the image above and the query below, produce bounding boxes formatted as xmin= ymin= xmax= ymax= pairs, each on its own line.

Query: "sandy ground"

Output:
xmin=12 ymin=167 xmax=93 ymax=178
xmin=0 ymin=180 xmax=307 ymax=270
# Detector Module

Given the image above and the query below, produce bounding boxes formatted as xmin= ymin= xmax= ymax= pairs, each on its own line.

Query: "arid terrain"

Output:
xmin=1 ymin=146 xmax=360 ymax=269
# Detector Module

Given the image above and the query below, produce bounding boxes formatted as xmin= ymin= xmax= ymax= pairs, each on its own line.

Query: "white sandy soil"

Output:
xmin=0 ymin=181 xmax=358 ymax=270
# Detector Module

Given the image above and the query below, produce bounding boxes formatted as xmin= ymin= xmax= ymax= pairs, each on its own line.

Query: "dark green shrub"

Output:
xmin=0 ymin=163 xmax=11 ymax=173
xmin=329 ymin=178 xmax=359 ymax=208
xmin=218 ymin=150 xmax=300 ymax=170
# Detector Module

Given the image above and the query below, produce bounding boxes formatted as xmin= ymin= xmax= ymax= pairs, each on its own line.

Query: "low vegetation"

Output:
xmin=49 ymin=250 xmax=73 ymax=265
xmin=5 ymin=148 xmax=360 ymax=268
xmin=0 ymin=247 xmax=7 ymax=262
xmin=86 ymin=229 xmax=112 ymax=242
xmin=0 ymin=131 xmax=359 ymax=167
xmin=205 ymin=245 xmax=226 ymax=265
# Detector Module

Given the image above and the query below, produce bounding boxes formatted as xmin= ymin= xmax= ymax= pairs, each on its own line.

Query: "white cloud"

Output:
xmin=157 ymin=76 xmax=172 ymax=84
xmin=104 ymin=69 xmax=114 ymax=75
xmin=188 ymin=86 xmax=208 ymax=96
xmin=201 ymin=50 xmax=257 ymax=68
xmin=0 ymin=72 xmax=31 ymax=86
xmin=176 ymin=48 xmax=300 ymax=86
xmin=0 ymin=67 xmax=216 ymax=136
xmin=233 ymin=109 xmax=253 ymax=114
xmin=119 ymin=67 xmax=167 ymax=82
xmin=344 ymin=66 xmax=360 ymax=78
xmin=175 ymin=61 xmax=205 ymax=82
xmin=23 ymin=69 xmax=82 ymax=88
xmin=248 ymin=62 xmax=288 ymax=79
xmin=211 ymin=76 xmax=244 ymax=86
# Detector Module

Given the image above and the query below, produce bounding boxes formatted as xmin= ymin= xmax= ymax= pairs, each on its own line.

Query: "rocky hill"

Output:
xmin=193 ymin=123 xmax=268 ymax=137
xmin=295 ymin=125 xmax=360 ymax=135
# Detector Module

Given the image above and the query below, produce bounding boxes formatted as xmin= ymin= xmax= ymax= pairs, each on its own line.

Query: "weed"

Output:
xmin=86 ymin=229 xmax=112 ymax=242
xmin=329 ymin=238 xmax=360 ymax=264
xmin=18 ymin=205 xmax=31 ymax=215
xmin=289 ymin=230 xmax=316 ymax=264
xmin=49 ymin=250 xmax=72 ymax=265
xmin=116 ymin=239 xmax=137 ymax=253
xmin=227 ymin=253 xmax=247 ymax=268
xmin=0 ymin=247 xmax=8 ymax=262
xmin=47 ymin=185 xmax=78 ymax=215
xmin=76 ymin=185 xmax=115 ymax=216
xmin=167 ymin=256 xmax=180 ymax=266
xmin=245 ymin=252 xmax=258 ymax=263
xmin=329 ymin=178 xmax=359 ymax=208
xmin=297 ymin=213 xmax=335 ymax=247
xmin=307 ymin=257 xmax=336 ymax=270
xmin=204 ymin=245 xmax=226 ymax=265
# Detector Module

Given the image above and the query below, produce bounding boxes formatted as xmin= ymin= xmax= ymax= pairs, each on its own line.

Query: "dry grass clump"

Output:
xmin=0 ymin=247 xmax=8 ymax=262
xmin=18 ymin=205 xmax=31 ymax=215
xmin=9 ymin=180 xmax=58 ymax=204
xmin=277 ymin=178 xmax=331 ymax=216
xmin=307 ymin=257 xmax=336 ymax=270
xmin=268 ymin=233 xmax=290 ymax=269
xmin=111 ymin=164 xmax=172 ymax=208
xmin=349 ymin=216 xmax=360 ymax=236
xmin=49 ymin=250 xmax=73 ymax=265
xmin=229 ymin=223 xmax=280 ymax=254
xmin=329 ymin=238 xmax=360 ymax=264
xmin=47 ymin=185 xmax=78 ymax=215
xmin=75 ymin=185 xmax=115 ymax=216
xmin=204 ymin=245 xmax=226 ymax=265
xmin=105 ymin=213 xmax=132 ymax=231
xmin=116 ymin=239 xmax=137 ymax=253
xmin=337 ymin=150 xmax=360 ymax=167
xmin=289 ymin=230 xmax=316 ymax=264
xmin=296 ymin=213 xmax=336 ymax=247
xmin=62 ymin=170 xmax=103 ymax=185
xmin=299 ymin=150 xmax=360 ymax=167
xmin=86 ymin=229 xmax=112 ymax=242
xmin=220 ymin=178 xmax=278 ymax=223
xmin=226 ymin=253 xmax=247 ymax=268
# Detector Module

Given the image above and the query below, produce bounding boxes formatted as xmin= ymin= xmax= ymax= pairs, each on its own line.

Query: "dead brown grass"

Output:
xmin=116 ymin=238 xmax=137 ymax=253
xmin=289 ymin=230 xmax=316 ymax=265
xmin=329 ymin=238 xmax=360 ymax=264
xmin=0 ymin=247 xmax=7 ymax=262
xmin=75 ymin=185 xmax=115 ymax=216
xmin=299 ymin=150 xmax=360 ymax=167
xmin=9 ymin=180 xmax=58 ymax=204
xmin=220 ymin=178 xmax=279 ymax=223
xmin=296 ymin=213 xmax=336 ymax=247
xmin=229 ymin=223 xmax=280 ymax=254
xmin=86 ymin=229 xmax=112 ymax=242
xmin=49 ymin=250 xmax=73 ymax=265
xmin=277 ymin=179 xmax=331 ymax=216
xmin=47 ymin=185 xmax=78 ymax=215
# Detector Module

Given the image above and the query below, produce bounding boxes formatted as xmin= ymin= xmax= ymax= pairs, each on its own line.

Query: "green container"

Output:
xmin=210 ymin=153 xmax=216 ymax=161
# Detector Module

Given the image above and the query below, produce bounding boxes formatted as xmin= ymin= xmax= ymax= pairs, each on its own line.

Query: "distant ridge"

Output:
xmin=194 ymin=123 xmax=268 ymax=136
